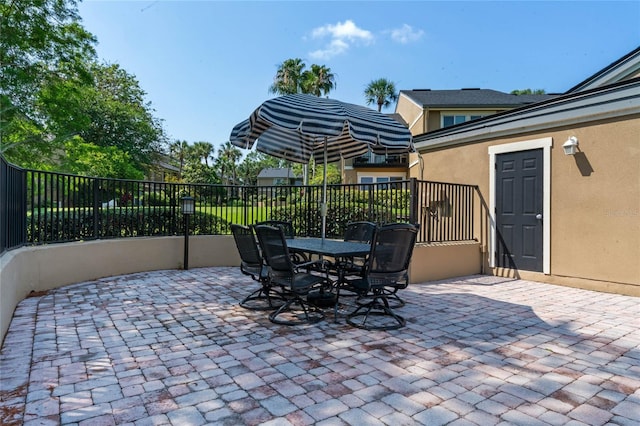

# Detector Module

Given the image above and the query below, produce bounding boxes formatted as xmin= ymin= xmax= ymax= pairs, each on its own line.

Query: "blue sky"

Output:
xmin=77 ymin=1 xmax=640 ymax=153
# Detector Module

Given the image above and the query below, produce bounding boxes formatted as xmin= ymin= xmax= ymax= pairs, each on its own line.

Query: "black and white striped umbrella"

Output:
xmin=229 ymin=94 xmax=413 ymax=240
xmin=229 ymin=94 xmax=413 ymax=164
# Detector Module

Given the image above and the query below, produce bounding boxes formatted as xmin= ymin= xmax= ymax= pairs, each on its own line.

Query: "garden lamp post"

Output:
xmin=181 ymin=196 xmax=195 ymax=270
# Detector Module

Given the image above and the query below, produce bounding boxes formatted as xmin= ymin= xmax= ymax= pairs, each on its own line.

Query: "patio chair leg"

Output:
xmin=269 ymin=296 xmax=324 ymax=326
xmin=383 ymin=287 xmax=405 ymax=308
xmin=346 ymin=295 xmax=405 ymax=331
xmin=240 ymin=286 xmax=286 ymax=311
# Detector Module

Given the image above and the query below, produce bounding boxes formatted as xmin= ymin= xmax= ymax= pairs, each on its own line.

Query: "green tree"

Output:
xmin=302 ymin=64 xmax=336 ymax=97
xmin=1 ymin=0 xmax=166 ymax=177
xmin=191 ymin=141 xmax=215 ymax=167
xmin=61 ymin=136 xmax=144 ymax=179
xmin=72 ymin=63 xmax=165 ymax=169
xmin=216 ymin=141 xmax=242 ymax=186
xmin=237 ymin=151 xmax=279 ymax=186
xmin=269 ymin=58 xmax=306 ymax=95
xmin=511 ymin=89 xmax=546 ymax=95
xmin=169 ymin=140 xmax=190 ymax=180
xmin=308 ymin=163 xmax=340 ymax=185
xmin=270 ymin=59 xmax=335 ymax=97
xmin=182 ymin=162 xmax=218 ymax=185
xmin=1 ymin=0 xmax=96 ymax=163
xmin=364 ymin=78 xmax=398 ymax=112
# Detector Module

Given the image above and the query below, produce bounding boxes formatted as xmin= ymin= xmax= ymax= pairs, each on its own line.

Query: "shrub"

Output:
xmin=27 ymin=207 xmax=231 ymax=244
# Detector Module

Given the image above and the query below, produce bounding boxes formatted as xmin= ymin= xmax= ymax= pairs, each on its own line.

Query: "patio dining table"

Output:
xmin=286 ymin=237 xmax=371 ymax=319
xmin=286 ymin=237 xmax=371 ymax=259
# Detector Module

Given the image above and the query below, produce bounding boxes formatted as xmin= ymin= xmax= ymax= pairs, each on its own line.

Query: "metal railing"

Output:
xmin=1 ymin=156 xmax=480 ymax=253
xmin=352 ymin=154 xmax=408 ymax=167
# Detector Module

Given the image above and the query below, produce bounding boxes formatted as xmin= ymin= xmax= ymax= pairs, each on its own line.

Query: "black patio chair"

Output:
xmin=380 ymin=222 xmax=421 ymax=308
xmin=231 ymin=224 xmax=285 ymax=311
xmin=339 ymin=223 xmax=418 ymax=330
xmin=254 ymin=224 xmax=329 ymax=325
xmin=339 ymin=221 xmax=376 ymax=275
xmin=344 ymin=221 xmax=376 ymax=244
xmin=256 ymin=220 xmax=310 ymax=264
xmin=255 ymin=220 xmax=295 ymax=238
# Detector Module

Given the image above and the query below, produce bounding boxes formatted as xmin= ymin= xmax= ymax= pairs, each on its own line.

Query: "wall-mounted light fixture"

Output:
xmin=563 ymin=136 xmax=579 ymax=156
xmin=181 ymin=196 xmax=195 ymax=269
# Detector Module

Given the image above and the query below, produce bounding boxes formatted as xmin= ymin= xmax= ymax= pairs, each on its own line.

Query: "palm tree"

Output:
xmin=269 ymin=58 xmax=305 ymax=95
xmin=169 ymin=140 xmax=190 ymax=180
xmin=191 ymin=141 xmax=214 ymax=167
xmin=216 ymin=141 xmax=242 ymax=186
xmin=364 ymin=78 xmax=398 ymax=112
xmin=302 ymin=64 xmax=336 ymax=97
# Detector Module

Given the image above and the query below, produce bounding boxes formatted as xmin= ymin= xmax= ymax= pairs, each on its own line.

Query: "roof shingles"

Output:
xmin=401 ymin=88 xmax=555 ymax=108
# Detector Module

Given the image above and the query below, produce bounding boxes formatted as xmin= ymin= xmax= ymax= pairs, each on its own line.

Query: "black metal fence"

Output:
xmin=1 ymin=156 xmax=480 ymax=253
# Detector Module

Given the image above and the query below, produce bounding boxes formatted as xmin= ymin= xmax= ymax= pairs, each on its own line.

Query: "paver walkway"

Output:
xmin=1 ymin=268 xmax=639 ymax=425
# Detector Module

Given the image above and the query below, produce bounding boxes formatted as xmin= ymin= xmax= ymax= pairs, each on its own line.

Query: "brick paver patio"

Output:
xmin=1 ymin=268 xmax=638 ymax=425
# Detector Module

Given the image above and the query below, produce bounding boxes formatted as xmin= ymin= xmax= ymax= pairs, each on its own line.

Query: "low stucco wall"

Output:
xmin=1 ymin=236 xmax=482 ymax=344
xmin=0 ymin=236 xmax=240 ymax=344
xmin=409 ymin=241 xmax=482 ymax=283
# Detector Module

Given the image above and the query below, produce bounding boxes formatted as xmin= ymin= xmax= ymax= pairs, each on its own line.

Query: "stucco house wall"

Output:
xmin=414 ymin=105 xmax=640 ymax=296
xmin=407 ymin=48 xmax=640 ymax=296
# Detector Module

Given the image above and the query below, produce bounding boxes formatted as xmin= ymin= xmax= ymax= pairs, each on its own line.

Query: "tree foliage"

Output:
xmin=0 ymin=0 xmax=96 ymax=117
xmin=237 ymin=151 xmax=280 ymax=185
xmin=269 ymin=58 xmax=306 ymax=95
xmin=169 ymin=140 xmax=190 ymax=179
xmin=510 ymin=88 xmax=546 ymax=95
xmin=61 ymin=136 xmax=144 ymax=179
xmin=216 ymin=141 xmax=242 ymax=185
xmin=75 ymin=63 xmax=165 ymax=168
xmin=364 ymin=78 xmax=398 ymax=112
xmin=1 ymin=0 xmax=96 ymax=161
xmin=302 ymin=64 xmax=336 ymax=97
xmin=269 ymin=58 xmax=336 ymax=97
xmin=1 ymin=0 xmax=166 ymax=177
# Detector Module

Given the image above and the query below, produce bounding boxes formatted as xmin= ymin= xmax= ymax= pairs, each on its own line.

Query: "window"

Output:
xmin=443 ymin=115 xmax=466 ymax=127
xmin=442 ymin=114 xmax=487 ymax=128
xmin=359 ymin=176 xmax=373 ymax=190
xmin=358 ymin=175 xmax=405 ymax=190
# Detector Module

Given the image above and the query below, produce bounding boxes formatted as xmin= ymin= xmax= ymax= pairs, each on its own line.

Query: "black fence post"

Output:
xmin=93 ymin=178 xmax=100 ymax=240
xmin=0 ymin=156 xmax=27 ymax=253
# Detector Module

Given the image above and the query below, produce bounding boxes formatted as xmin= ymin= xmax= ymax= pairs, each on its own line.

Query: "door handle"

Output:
xmin=535 ymin=214 xmax=543 ymax=220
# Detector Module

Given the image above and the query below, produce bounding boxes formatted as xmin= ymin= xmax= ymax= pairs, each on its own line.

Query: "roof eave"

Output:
xmin=414 ymin=79 xmax=640 ymax=151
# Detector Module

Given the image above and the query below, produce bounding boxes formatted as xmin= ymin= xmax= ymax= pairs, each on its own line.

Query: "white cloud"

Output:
xmin=390 ymin=24 xmax=424 ymax=44
xmin=308 ymin=20 xmax=373 ymax=60
xmin=309 ymin=39 xmax=350 ymax=61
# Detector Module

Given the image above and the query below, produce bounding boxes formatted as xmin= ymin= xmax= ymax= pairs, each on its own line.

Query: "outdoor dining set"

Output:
xmin=231 ymin=220 xmax=419 ymax=330
xmin=226 ymin=93 xmax=417 ymax=330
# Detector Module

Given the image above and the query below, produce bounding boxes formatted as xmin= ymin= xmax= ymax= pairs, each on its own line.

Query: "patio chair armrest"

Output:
xmin=293 ymin=259 xmax=327 ymax=272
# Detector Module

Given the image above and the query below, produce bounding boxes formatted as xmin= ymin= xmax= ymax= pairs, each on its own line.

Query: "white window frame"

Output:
xmin=357 ymin=172 xmax=406 ymax=183
xmin=488 ymin=137 xmax=552 ymax=274
xmin=441 ymin=112 xmax=489 ymax=128
xmin=357 ymin=172 xmax=407 ymax=190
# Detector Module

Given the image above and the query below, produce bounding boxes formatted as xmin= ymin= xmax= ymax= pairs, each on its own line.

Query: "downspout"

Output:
xmin=408 ymin=108 xmax=427 ymax=180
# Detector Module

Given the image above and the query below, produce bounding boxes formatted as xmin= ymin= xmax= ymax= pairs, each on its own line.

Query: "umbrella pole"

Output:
xmin=321 ymin=138 xmax=328 ymax=243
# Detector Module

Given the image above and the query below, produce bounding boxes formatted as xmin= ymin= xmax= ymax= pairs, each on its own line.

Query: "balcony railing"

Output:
xmin=352 ymin=155 xmax=408 ymax=167
xmin=1 ymin=156 xmax=481 ymax=253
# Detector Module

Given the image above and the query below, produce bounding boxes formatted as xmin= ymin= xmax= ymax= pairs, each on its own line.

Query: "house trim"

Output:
xmin=488 ymin=137 xmax=552 ymax=274
xmin=567 ymin=47 xmax=640 ymax=93
xmin=414 ymin=79 xmax=640 ymax=151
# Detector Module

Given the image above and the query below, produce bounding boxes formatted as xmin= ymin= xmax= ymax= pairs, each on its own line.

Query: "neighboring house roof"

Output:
xmin=413 ymin=78 xmax=640 ymax=150
xmin=566 ymin=46 xmax=640 ymax=93
xmin=151 ymin=153 xmax=180 ymax=173
xmin=400 ymin=88 xmax=555 ymax=109
xmin=257 ymin=168 xmax=297 ymax=179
